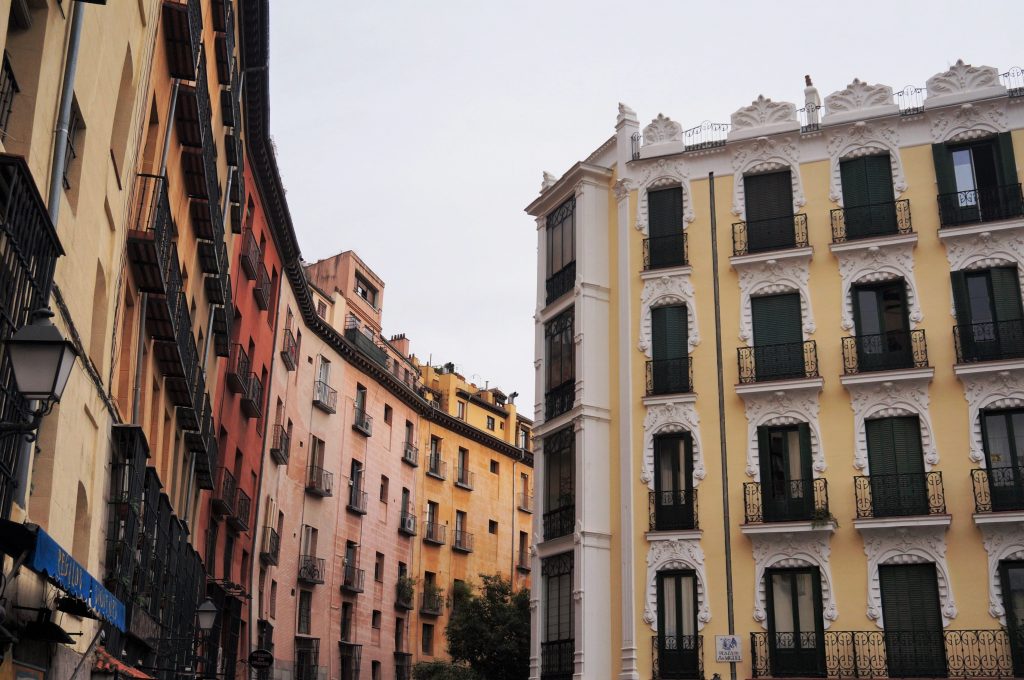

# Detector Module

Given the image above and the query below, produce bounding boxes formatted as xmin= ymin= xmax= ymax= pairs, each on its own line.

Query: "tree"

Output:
xmin=445 ymin=574 xmax=530 ymax=680
xmin=412 ymin=661 xmax=478 ymax=680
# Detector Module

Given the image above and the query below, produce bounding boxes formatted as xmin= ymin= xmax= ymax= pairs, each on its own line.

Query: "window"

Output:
xmin=62 ymin=97 xmax=85 ymax=192
xmin=488 ymin=520 xmax=498 ymax=534
xmin=999 ymin=560 xmax=1024 ymax=675
xmin=545 ymin=309 xmax=575 ymax=419
xmin=300 ymin=524 xmax=318 ymax=557
xmin=650 ymin=305 xmax=690 ymax=394
xmin=316 ymin=356 xmax=331 ymax=384
xmin=269 ymin=579 xmax=277 ymax=618
xmin=486 ymin=416 xmax=495 ymax=430
xmin=374 ymin=552 xmax=385 ymax=582
xmin=518 ymin=532 xmax=529 ymax=568
xmin=457 ymin=401 xmax=466 ymax=420
xmin=379 ymin=475 xmax=389 ymax=502
xmin=878 ymin=563 xmax=945 ymax=677
xmin=372 ymin=610 xmax=381 ymax=629
xmin=384 ymin=404 xmax=392 ymax=424
xmin=316 ymin=300 xmax=327 ymax=318
xmin=356 ymin=383 xmax=367 ymax=412
xmin=864 ymin=417 xmax=927 ymax=517
xmin=951 ymin=267 xmax=1024 ymax=362
xmin=355 ymin=273 xmax=378 ymax=308
xmin=457 ymin=448 xmax=469 ymax=484
xmin=297 ymin=590 xmax=312 ymax=634
xmin=742 ymin=170 xmax=797 ymax=253
xmin=519 ymin=428 xmax=529 ymax=450
xmin=765 ymin=567 xmax=825 ymax=676
xmin=422 ymin=623 xmax=434 ymax=655
xmin=757 ymin=424 xmax=814 ymax=522
xmin=652 ymin=432 xmax=695 ymax=531
xmin=405 ymin=420 xmax=414 ymax=446
xmin=309 ymin=436 xmax=325 ymax=470
xmin=372 ymin=661 xmax=380 ymax=680
xmin=839 ymin=154 xmax=898 ymax=238
xmin=395 ymin=617 xmax=405 ymax=652
xmin=490 ymin=459 xmax=499 ymax=474
xmin=401 ymin=488 xmax=410 ymax=515
xmin=980 ymin=409 xmax=1024 ymax=512
xmin=542 ymin=552 xmax=574 ymax=667
xmin=934 ymin=133 xmax=1021 ymax=226
xmin=543 ymin=428 xmax=574 ymax=540
xmin=749 ymin=293 xmax=805 ymax=381
xmin=427 ymin=501 xmax=439 ymax=527
xmin=341 ymin=601 xmax=354 ymax=642
xmin=545 ymin=196 xmax=576 ymax=304
xmin=647 ymin=186 xmax=687 ymax=269
xmin=656 ymin=570 xmax=700 ymax=677
xmin=851 ymin=280 xmax=912 ymax=372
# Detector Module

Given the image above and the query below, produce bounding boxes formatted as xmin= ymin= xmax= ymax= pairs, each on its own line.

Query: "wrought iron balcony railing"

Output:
xmin=540 ymin=640 xmax=574 ymax=680
xmin=240 ymin=228 xmax=260 ymax=280
xmin=228 ymin=488 xmax=250 ymax=532
xmin=732 ymin=214 xmax=808 ymax=256
xmin=854 ymin=472 xmax=945 ymax=519
xmin=269 ymin=424 xmax=290 ymax=465
xmin=972 ymin=467 xmax=1024 ymax=513
xmin=426 ymin=455 xmax=447 ymax=480
xmin=259 ymin=526 xmax=280 ymax=566
xmin=420 ymin=588 xmax=445 ymax=616
xmin=841 ymin=329 xmax=928 ymax=374
xmin=312 ymin=380 xmax=337 ymax=413
xmin=0 ymin=52 xmax=18 ymax=135
xmin=352 ymin=406 xmax=373 ymax=436
xmin=127 ymin=174 xmax=176 ymax=294
xmin=542 ymin=504 xmax=575 ymax=541
xmin=402 ymin=442 xmax=418 ymax=467
xmin=453 ymin=530 xmax=474 ymax=553
xmin=743 ymin=478 xmax=830 ymax=524
xmin=423 ymin=522 xmax=446 ymax=545
xmin=161 ymin=0 xmax=202 ymax=80
xmin=297 ymin=556 xmax=326 ymax=585
xmin=306 ymin=466 xmax=333 ymax=497
xmin=683 ymin=120 xmax=729 ymax=151
xmin=545 ymin=381 xmax=575 ymax=420
xmin=455 ymin=469 xmax=474 ymax=490
xmin=937 ymin=183 xmax=1024 ymax=227
xmin=643 ymin=233 xmax=688 ymax=271
xmin=183 ymin=391 xmax=216 ymax=490
xmin=516 ymin=550 xmax=531 ymax=572
xmin=546 ymin=261 xmax=576 ymax=305
xmin=341 ymin=564 xmax=365 ymax=593
xmin=280 ymin=327 xmax=298 ymax=371
xmin=240 ymin=372 xmax=263 ymax=419
xmin=398 ymin=511 xmax=417 ymax=536
xmin=253 ymin=262 xmax=271 ymax=310
xmin=395 ymin=652 xmax=413 ymax=680
xmin=652 ymin=634 xmax=703 ymax=680
xmin=212 ymin=467 xmax=237 ymax=517
xmin=954 ymin=319 xmax=1024 ymax=363
xmin=831 ymin=199 xmax=912 ymax=243
xmin=226 ymin=343 xmax=250 ymax=393
xmin=518 ymin=492 xmax=534 ymax=513
xmin=738 ymin=340 xmax=819 ymax=383
xmin=347 ymin=485 xmax=368 ymax=515
xmin=649 ymin=489 xmax=698 ymax=531
xmin=646 ymin=357 xmax=693 ymax=396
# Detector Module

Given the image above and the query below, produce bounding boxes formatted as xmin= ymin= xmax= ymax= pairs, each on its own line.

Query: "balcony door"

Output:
xmin=852 ymin=281 xmax=911 ymax=372
xmin=982 ymin=409 xmax=1024 ymax=511
xmin=654 ymin=433 xmax=694 ymax=531
xmin=879 ymin=563 xmax=946 ymax=678
xmin=999 ymin=560 xmax=1024 ymax=677
xmin=652 ymin=305 xmax=689 ymax=394
xmin=865 ymin=417 xmax=927 ymax=517
xmin=840 ymin=154 xmax=896 ymax=237
xmin=656 ymin=570 xmax=699 ymax=679
xmin=758 ymin=425 xmax=813 ymax=522
xmin=752 ymin=294 xmax=804 ymax=381
xmin=951 ymin=268 xmax=1024 ymax=361
xmin=648 ymin=187 xmax=685 ymax=269
xmin=765 ymin=567 xmax=824 ymax=677
xmin=744 ymin=170 xmax=795 ymax=252
xmin=938 ymin=135 xmax=1018 ymax=223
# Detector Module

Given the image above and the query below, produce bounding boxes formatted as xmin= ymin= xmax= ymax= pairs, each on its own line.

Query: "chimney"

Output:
xmin=804 ymin=74 xmax=822 ymax=126
xmin=389 ymin=333 xmax=410 ymax=357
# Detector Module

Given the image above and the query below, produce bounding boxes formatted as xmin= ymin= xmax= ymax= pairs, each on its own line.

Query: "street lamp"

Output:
xmin=196 ymin=598 xmax=218 ymax=632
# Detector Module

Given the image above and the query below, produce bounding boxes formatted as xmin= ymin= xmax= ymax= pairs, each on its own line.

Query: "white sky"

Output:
xmin=268 ymin=0 xmax=1023 ymax=410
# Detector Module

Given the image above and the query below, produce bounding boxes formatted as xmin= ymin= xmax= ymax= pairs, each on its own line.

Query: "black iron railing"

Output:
xmin=751 ymin=629 xmax=1019 ymax=678
xmin=0 ymin=52 xmax=18 ymax=134
xmin=454 ymin=530 xmax=474 ymax=552
xmin=732 ymin=214 xmax=808 ymax=256
xmin=546 ymin=261 xmax=576 ymax=305
xmin=280 ymin=327 xmax=298 ymax=370
xmin=841 ymin=329 xmax=928 ymax=374
xmin=683 ymin=121 xmax=729 ymax=151
xmin=744 ymin=478 xmax=829 ymax=524
xmin=352 ymin=406 xmax=373 ymax=436
xmin=269 ymin=424 xmax=290 ymax=465
xmin=649 ymin=490 xmax=698 ymax=531
xmin=229 ymin=488 xmax=250 ymax=532
xmin=543 ymin=504 xmax=575 ymax=541
xmin=253 ymin=262 xmax=271 ymax=310
xmin=347 ymin=485 xmax=368 ymax=515
xmin=297 ymin=556 xmax=325 ymax=585
xmin=126 ymin=174 xmax=175 ymax=293
xmin=854 ymin=472 xmax=945 ymax=519
xmin=938 ymin=184 xmax=1024 ymax=227
xmin=972 ymin=467 xmax=1024 ymax=513
xmin=738 ymin=340 xmax=819 ymax=383
xmin=896 ymin=85 xmax=925 ymax=116
xmin=306 ymin=466 xmax=333 ymax=497
xmin=647 ymin=357 xmax=693 ymax=395
xmin=240 ymin=228 xmax=260 ymax=280
xmin=831 ymin=199 xmax=912 ymax=243
xmin=312 ymin=380 xmax=337 ymax=413
xmin=402 ymin=442 xmax=418 ymax=466
xmin=545 ymin=381 xmax=575 ymax=420
xmin=540 ymin=640 xmax=574 ymax=680
xmin=260 ymin=526 xmax=279 ymax=566
xmin=426 ymin=455 xmax=447 ymax=480
xmin=183 ymin=391 xmax=216 ymax=490
xmin=212 ymin=467 xmax=237 ymax=517
xmin=293 ymin=638 xmax=319 ymax=680
xmin=518 ymin=492 xmax=534 ymax=512
xmin=1003 ymin=67 xmax=1024 ymax=97
xmin=240 ymin=371 xmax=262 ymax=419
xmin=954 ymin=319 xmax=1024 ymax=363
xmin=421 ymin=588 xmax=444 ymax=615
xmin=424 ymin=522 xmax=446 ymax=545
xmin=631 ymin=132 xmax=641 ymax=160
xmin=226 ymin=343 xmax=250 ymax=393
xmin=799 ymin=104 xmax=824 ymax=133
xmin=341 ymin=564 xmax=365 ymax=593
xmin=653 ymin=634 xmax=703 ymax=680
xmin=644 ymin=233 xmax=688 ymax=270
xmin=399 ymin=511 xmax=417 ymax=536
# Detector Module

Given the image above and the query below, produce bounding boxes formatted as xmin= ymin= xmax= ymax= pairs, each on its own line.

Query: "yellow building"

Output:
xmin=527 ymin=61 xmax=1024 ymax=680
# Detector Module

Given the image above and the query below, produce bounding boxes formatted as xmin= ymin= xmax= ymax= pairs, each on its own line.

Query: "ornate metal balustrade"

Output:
xmin=744 ymin=478 xmax=829 ymax=524
xmin=644 ymin=232 xmax=688 ymax=270
xmin=1001 ymin=66 xmax=1024 ymax=97
xmin=305 ymin=466 xmax=333 ymax=497
xmin=954 ymin=319 xmax=1024 ymax=363
xmin=683 ymin=121 xmax=729 ymax=151
xmin=895 ymin=85 xmax=925 ymax=116
xmin=831 ymin=199 xmax=912 ymax=242
xmin=260 ymin=526 xmax=280 ymax=566
xmin=297 ymin=556 xmax=326 ymax=585
xmin=972 ymin=468 xmax=1024 ymax=513
xmin=542 ymin=503 xmax=575 ymax=541
xmin=938 ymin=183 xmax=1024 ymax=227
xmin=854 ymin=472 xmax=946 ymax=519
xmin=841 ymin=329 xmax=928 ymax=374
xmin=545 ymin=380 xmax=575 ymax=420
xmin=649 ymin=489 xmax=699 ymax=531
xmin=540 ymin=640 xmax=574 ymax=680
xmin=798 ymin=104 xmax=824 ymax=133
xmin=646 ymin=357 xmax=693 ymax=396
xmin=269 ymin=424 xmax=290 ymax=465
xmin=738 ymin=340 xmax=819 ymax=383
xmin=312 ymin=379 xmax=337 ymax=413
xmin=653 ymin=634 xmax=703 ymax=680
xmin=732 ymin=214 xmax=808 ymax=256
xmin=545 ymin=261 xmax=576 ymax=305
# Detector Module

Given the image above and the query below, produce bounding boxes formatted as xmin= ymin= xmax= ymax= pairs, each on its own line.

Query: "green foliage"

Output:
xmin=445 ymin=574 xmax=529 ymax=680
xmin=412 ymin=661 xmax=479 ymax=680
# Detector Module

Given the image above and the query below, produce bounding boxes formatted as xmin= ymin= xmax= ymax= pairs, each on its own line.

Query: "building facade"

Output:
xmin=528 ymin=61 xmax=1024 ymax=680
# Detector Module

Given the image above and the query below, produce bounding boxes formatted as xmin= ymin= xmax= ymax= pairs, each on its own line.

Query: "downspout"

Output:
xmin=710 ymin=172 xmax=737 ymax=680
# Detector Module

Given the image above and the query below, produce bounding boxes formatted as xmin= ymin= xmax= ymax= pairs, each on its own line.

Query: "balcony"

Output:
xmin=127 ymin=174 xmax=175 ymax=293
xmin=240 ymin=228 xmax=260 ymax=280
xmin=737 ymin=341 xmax=819 ymax=384
xmin=0 ymin=52 xmax=19 ymax=136
xmin=402 ymin=442 xmax=418 ymax=467
xmin=312 ymin=380 xmax=337 ymax=414
xmin=743 ymin=478 xmax=830 ymax=525
xmin=161 ymin=0 xmax=201 ymax=80
xmin=544 ymin=381 xmax=575 ymax=421
xmin=938 ymin=183 xmax=1024 ymax=228
xmin=426 ymin=455 xmax=447 ymax=480
xmin=453 ymin=530 xmax=474 ymax=553
xmin=643 ymin=233 xmax=689 ymax=271
xmin=280 ymin=328 xmax=298 ymax=371
xmin=516 ymin=550 xmax=531 ymax=572
xmin=346 ymin=485 xmax=368 ymax=515
xmin=649 ymin=490 xmax=699 ymax=532
xmin=646 ymin=357 xmax=693 ymax=396
xmin=398 ymin=511 xmax=417 ymax=536
xmin=213 ymin=0 xmax=234 ymax=84
xmin=652 ymin=634 xmax=703 ymax=680
xmin=546 ymin=261 xmax=576 ymax=305
xmin=395 ymin=578 xmax=415 ymax=610
xmin=518 ymin=493 xmax=534 ymax=513
xmin=269 ymin=424 xmax=290 ymax=465
xmin=423 ymin=522 xmax=446 ymax=546
xmin=228 ymin=488 xmax=250 ymax=532
xmin=854 ymin=472 xmax=946 ymax=520
xmin=259 ymin=526 xmax=280 ymax=566
xmin=254 ymin=262 xmax=271 ymax=311
xmin=340 ymin=564 xmax=365 ymax=594
xmin=297 ymin=556 xmax=326 ymax=585
xmin=455 ymin=469 xmax=474 ymax=491
xmin=540 ymin=640 xmax=574 ymax=680
xmin=954 ymin=320 xmax=1024 ymax=364
xmin=972 ymin=468 xmax=1024 ymax=514
xmin=213 ymin=279 xmax=232 ymax=358
xmin=212 ymin=467 xmax=237 ymax=517
xmin=395 ymin=652 xmax=412 ymax=680
xmin=293 ymin=637 xmax=320 ymax=680
xmin=151 ymin=291 xmax=201 ymax=408
xmin=183 ymin=392 xmax=216 ymax=491
xmin=352 ymin=406 xmax=373 ymax=436
xmin=732 ymin=214 xmax=808 ymax=256
xmin=343 ymin=323 xmax=390 ymax=368
xmin=175 ymin=367 xmax=205 ymax=432
xmin=306 ymin=466 xmax=333 ymax=498
xmin=240 ymin=372 xmax=263 ymax=419
xmin=830 ymin=199 xmax=913 ymax=243
xmin=750 ymin=629 xmax=1019 ymax=679
xmin=226 ymin=344 xmax=250 ymax=393
xmin=420 ymin=588 xmax=444 ymax=616
xmin=543 ymin=504 xmax=575 ymax=541
xmin=841 ymin=330 xmax=929 ymax=374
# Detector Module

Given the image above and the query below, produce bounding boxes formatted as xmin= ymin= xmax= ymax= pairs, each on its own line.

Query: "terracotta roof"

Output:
xmin=94 ymin=647 xmax=154 ymax=679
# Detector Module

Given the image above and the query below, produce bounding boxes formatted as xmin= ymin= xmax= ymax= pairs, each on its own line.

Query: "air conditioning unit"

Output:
xmin=400 ymin=514 xmax=416 ymax=534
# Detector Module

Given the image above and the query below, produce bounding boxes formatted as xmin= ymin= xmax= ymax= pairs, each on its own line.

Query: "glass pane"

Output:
xmin=967 ymin=275 xmax=995 ymax=324
xmin=786 ymin=430 xmax=803 ymax=495
xmin=1008 ymin=566 xmax=1024 ymax=630
xmin=680 ymin=575 xmax=696 ymax=637
xmin=953 ymin=149 xmax=977 ymax=199
xmin=549 ymin=223 xmax=562 ymax=275
xmin=986 ymin=414 xmax=1013 ymax=469
xmin=772 ymin=575 xmax=796 ymax=647
xmin=857 ymin=289 xmax=882 ymax=336
xmin=558 ymin=573 xmax=572 ymax=639
xmin=1013 ymin=414 xmax=1024 ymax=465
xmin=796 ymin=573 xmax=816 ymax=638
xmin=663 ymin=577 xmax=678 ymax=637
xmin=881 ymin=285 xmax=907 ymax=334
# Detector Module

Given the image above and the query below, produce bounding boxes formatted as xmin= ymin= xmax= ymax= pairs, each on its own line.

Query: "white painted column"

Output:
xmin=530 ymin=214 xmax=547 ymax=680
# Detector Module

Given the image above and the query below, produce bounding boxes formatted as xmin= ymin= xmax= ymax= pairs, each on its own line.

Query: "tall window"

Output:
xmin=297 ymin=590 xmax=312 ymax=634
xmin=543 ymin=428 xmax=574 ymax=541
xmin=765 ymin=567 xmax=825 ymax=677
xmin=839 ymin=154 xmax=898 ymax=238
xmin=422 ymin=623 xmax=434 ymax=655
xmin=756 ymin=424 xmax=814 ymax=522
xmin=933 ymin=133 xmax=1020 ymax=226
xmin=541 ymin=552 xmax=574 ymax=679
xmin=458 ymin=448 xmax=469 ymax=483
xmin=656 ymin=571 xmax=699 ymax=678
xmin=951 ymin=267 xmax=1024 ymax=362
xmin=545 ymin=309 xmax=575 ymax=419
xmin=878 ymin=563 xmax=945 ymax=677
xmin=647 ymin=187 xmax=686 ymax=269
xmin=545 ymin=197 xmax=576 ymax=304
xmin=650 ymin=305 xmax=690 ymax=394
xmin=652 ymin=432 xmax=695 ymax=531
xmin=865 ymin=417 xmax=927 ymax=517
xmin=309 ymin=436 xmax=325 ymax=471
xmin=981 ymin=409 xmax=1024 ymax=511
xmin=355 ymin=273 xmax=378 ymax=308
xmin=851 ymin=280 xmax=912 ymax=372
xmin=743 ymin=170 xmax=796 ymax=253
xmin=749 ymin=293 xmax=805 ymax=382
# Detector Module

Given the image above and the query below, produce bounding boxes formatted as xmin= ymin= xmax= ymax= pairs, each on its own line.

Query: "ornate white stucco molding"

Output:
xmin=635 ymin=158 xmax=695 ymax=234
xmin=930 ymin=100 xmax=1008 ymax=143
xmin=826 ymin=122 xmax=907 ymax=204
xmin=925 ymin=59 xmax=1007 ymax=110
xmin=643 ymin=539 xmax=711 ymax=631
xmin=959 ymin=369 xmax=1024 ymax=464
xmin=823 ymin=79 xmax=899 ymax=126
xmin=979 ymin=524 xmax=1024 ymax=622
xmin=862 ymin=527 xmax=957 ymax=627
xmin=643 ymin=114 xmax=683 ymax=146
xmin=736 ymin=254 xmax=814 ymax=343
xmin=731 ymin=136 xmax=805 ymax=219
xmin=942 ymin=229 xmax=1024 ymax=278
xmin=740 ymin=389 xmax=824 ymax=478
xmin=751 ymin=532 xmax=837 ymax=628
xmin=845 ymin=378 xmax=938 ymax=472
xmin=834 ymin=241 xmax=921 ymax=331
xmin=641 ymin=402 xmax=705 ymax=488
xmin=728 ymin=96 xmax=800 ymax=142
xmin=639 ymin=274 xmax=700 ymax=357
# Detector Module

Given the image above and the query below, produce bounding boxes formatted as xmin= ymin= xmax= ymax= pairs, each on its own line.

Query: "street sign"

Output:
xmin=715 ymin=635 xmax=742 ymax=663
xmin=248 ymin=649 xmax=274 ymax=670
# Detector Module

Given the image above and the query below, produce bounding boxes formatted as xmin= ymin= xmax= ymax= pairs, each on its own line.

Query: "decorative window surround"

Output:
xmin=940 ymin=231 xmax=1024 ymax=321
xmin=635 ymin=157 xmax=695 ymax=234
xmin=734 ymin=251 xmax=815 ymax=343
xmin=930 ymin=100 xmax=1008 ymax=143
xmin=643 ymin=538 xmax=710 ymax=632
xmin=730 ymin=136 xmax=805 ymax=219
xmin=833 ymin=240 xmax=921 ymax=332
xmin=751 ymin=531 xmax=837 ymax=628
xmin=641 ymin=402 xmax=705 ymax=489
xmin=822 ymin=80 xmax=900 ymax=127
xmin=957 ymin=369 xmax=1024 ymax=464
xmin=638 ymin=273 xmax=700 ymax=358
xmin=925 ymin=60 xmax=1007 ymax=110
xmin=739 ymin=387 xmax=824 ymax=479
xmin=825 ymin=121 xmax=906 ymax=204
xmin=862 ymin=527 xmax=957 ymax=627
xmin=979 ymin=523 xmax=1024 ymax=622
xmin=844 ymin=376 xmax=938 ymax=472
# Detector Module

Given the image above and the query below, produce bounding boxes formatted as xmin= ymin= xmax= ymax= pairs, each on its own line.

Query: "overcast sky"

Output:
xmin=267 ymin=0 xmax=1022 ymax=410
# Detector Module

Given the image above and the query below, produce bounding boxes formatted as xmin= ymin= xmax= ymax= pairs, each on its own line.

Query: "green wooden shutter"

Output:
xmin=865 ymin=154 xmax=896 ymax=205
xmin=950 ymin=271 xmax=971 ymax=323
xmin=797 ymin=423 xmax=813 ymax=481
xmin=932 ymin=143 xmax=957 ymax=196
xmin=744 ymin=171 xmax=794 ymax=221
xmin=649 ymin=188 xmax=683 ymax=239
xmin=879 ymin=563 xmax=942 ymax=632
xmin=757 ymin=427 xmax=771 ymax=480
xmin=652 ymin=305 xmax=688 ymax=360
xmin=990 ymin=267 xmax=1024 ymax=321
xmin=840 ymin=157 xmax=869 ymax=208
xmin=866 ymin=419 xmax=897 ymax=477
xmin=752 ymin=294 xmax=802 ymax=346
xmin=997 ymin=132 xmax=1020 ymax=186
xmin=891 ymin=416 xmax=924 ymax=475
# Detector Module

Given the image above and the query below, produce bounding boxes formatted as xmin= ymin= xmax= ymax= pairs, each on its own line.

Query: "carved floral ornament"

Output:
xmin=826 ymin=122 xmax=907 ymax=205
xmin=824 ymin=79 xmax=896 ymax=115
xmin=980 ymin=524 xmax=1024 ymax=622
xmin=730 ymin=95 xmax=797 ymax=131
xmin=751 ymin=532 xmax=838 ymax=628
xmin=641 ymin=402 xmax=705 ymax=489
xmin=846 ymin=379 xmax=939 ymax=472
xmin=741 ymin=389 xmax=825 ymax=479
xmin=834 ymin=243 xmax=921 ymax=332
xmin=644 ymin=539 xmax=711 ymax=631
xmin=960 ymin=370 xmax=1024 ymax=464
xmin=863 ymin=527 xmax=957 ymax=628
xmin=634 ymin=158 xmax=695 ymax=234
xmin=643 ymin=113 xmax=683 ymax=146
xmin=930 ymin=101 xmax=1008 ymax=144
xmin=736 ymin=255 xmax=815 ymax=343
xmin=731 ymin=136 xmax=805 ymax=219
xmin=926 ymin=59 xmax=1003 ymax=100
xmin=638 ymin=274 xmax=700 ymax=357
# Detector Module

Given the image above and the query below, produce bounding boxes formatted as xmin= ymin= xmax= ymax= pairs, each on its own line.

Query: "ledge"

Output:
xmin=640 ymin=264 xmax=693 ymax=281
xmin=953 ymin=359 xmax=1024 ymax=377
xmin=642 ymin=392 xmax=697 ymax=408
xmin=973 ymin=510 xmax=1024 ymax=526
xmin=537 ymin=288 xmax=575 ymax=324
xmin=645 ymin=529 xmax=702 ymax=542
xmin=936 ymin=218 xmax=1024 ymax=240
xmin=740 ymin=520 xmax=836 ymax=536
xmin=829 ymin=232 xmax=918 ymax=255
xmin=730 ymin=246 xmax=813 ymax=269
xmin=853 ymin=514 xmax=951 ymax=531
xmin=536 ymin=535 xmax=573 ymax=559
xmin=840 ymin=367 xmax=934 ymax=387
xmin=735 ymin=376 xmax=824 ymax=397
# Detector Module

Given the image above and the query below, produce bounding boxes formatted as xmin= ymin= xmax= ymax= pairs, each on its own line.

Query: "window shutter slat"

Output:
xmin=891 ymin=416 xmax=924 ymax=475
xmin=990 ymin=266 xmax=1024 ymax=322
xmin=866 ymin=419 xmax=897 ymax=477
xmin=997 ymin=132 xmax=1020 ymax=186
xmin=932 ymin=144 xmax=958 ymax=196
xmin=865 ymin=154 xmax=896 ymax=205
xmin=950 ymin=271 xmax=971 ymax=323
xmin=744 ymin=171 xmax=794 ymax=222
xmin=840 ymin=157 xmax=869 ymax=208
xmin=752 ymin=294 xmax=802 ymax=347
xmin=649 ymin=188 xmax=683 ymax=238
xmin=653 ymin=305 xmax=688 ymax=360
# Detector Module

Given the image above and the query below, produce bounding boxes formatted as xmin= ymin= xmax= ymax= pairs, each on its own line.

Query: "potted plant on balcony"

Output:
xmin=397 ymin=575 xmax=416 ymax=608
xmin=423 ymin=581 xmax=442 ymax=612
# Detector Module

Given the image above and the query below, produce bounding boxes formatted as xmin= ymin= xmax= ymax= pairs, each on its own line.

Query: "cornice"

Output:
xmin=525 ymin=162 xmax=613 ymax=217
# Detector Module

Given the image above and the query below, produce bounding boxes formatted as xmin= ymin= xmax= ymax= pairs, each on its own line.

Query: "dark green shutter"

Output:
xmin=752 ymin=294 xmax=802 ymax=346
xmin=990 ymin=267 xmax=1024 ymax=321
xmin=932 ymin=143 xmax=957 ymax=196
xmin=649 ymin=188 xmax=683 ymax=239
xmin=866 ymin=419 xmax=897 ymax=477
xmin=652 ymin=305 xmax=688 ymax=360
xmin=841 ymin=157 xmax=869 ymax=209
xmin=997 ymin=132 xmax=1020 ymax=186
xmin=797 ymin=423 xmax=813 ymax=481
xmin=891 ymin=417 xmax=924 ymax=475
xmin=879 ymin=563 xmax=942 ymax=632
xmin=744 ymin=171 xmax=794 ymax=222
xmin=865 ymin=155 xmax=896 ymax=205
xmin=950 ymin=271 xmax=971 ymax=323
xmin=757 ymin=427 xmax=771 ymax=478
